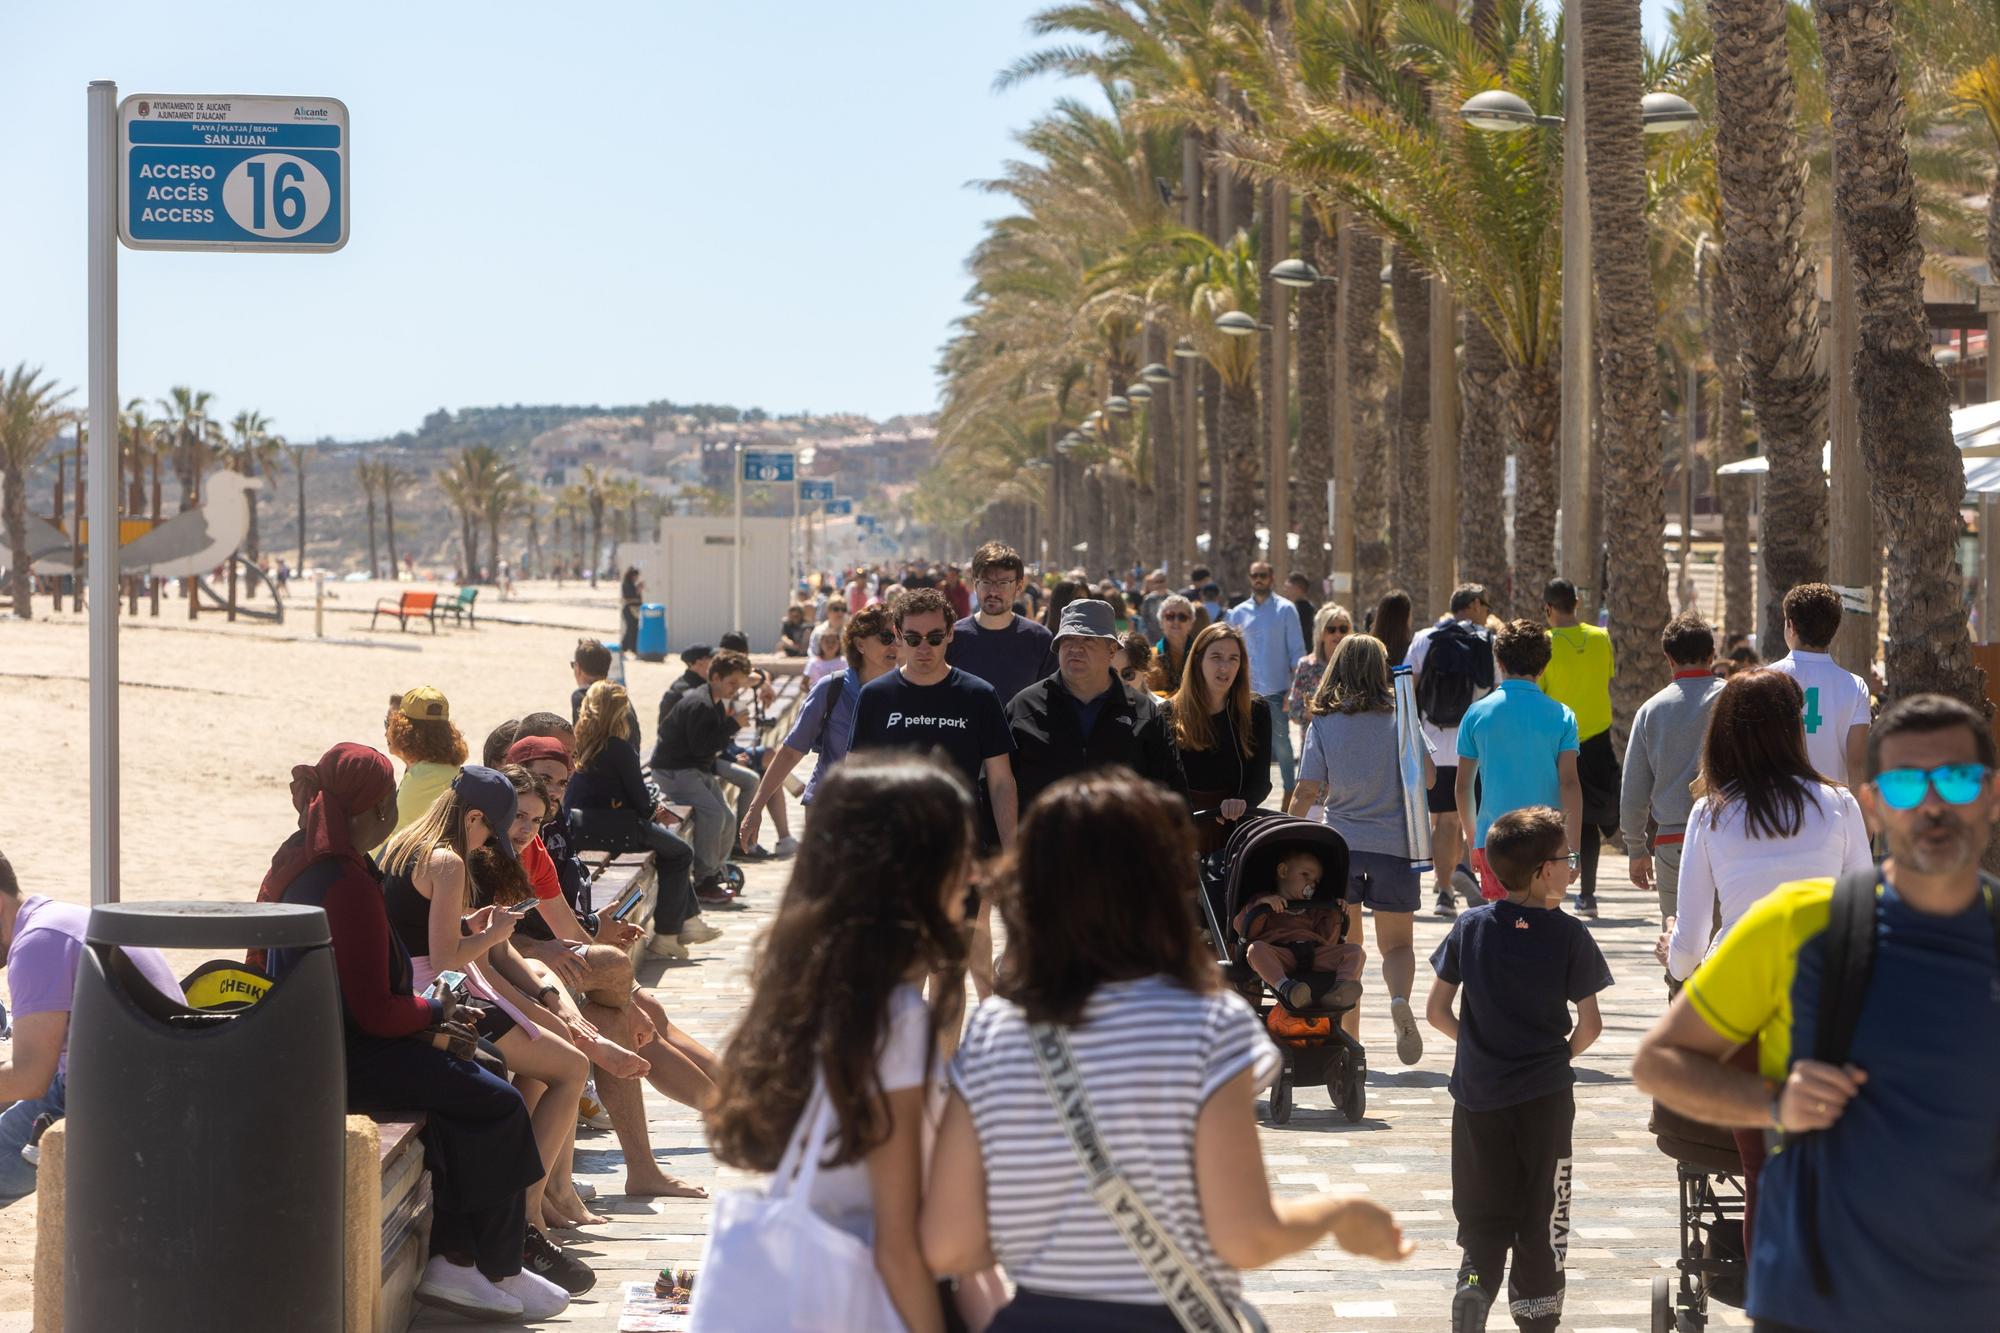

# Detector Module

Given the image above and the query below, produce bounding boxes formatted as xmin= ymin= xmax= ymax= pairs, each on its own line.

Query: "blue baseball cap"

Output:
xmin=452 ymin=764 xmax=520 ymax=863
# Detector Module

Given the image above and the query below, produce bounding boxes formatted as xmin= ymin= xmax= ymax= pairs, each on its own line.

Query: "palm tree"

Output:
xmin=355 ymin=458 xmax=381 ymax=577
xmin=1705 ymin=0 xmax=1827 ymax=651
xmin=1706 ymin=245 xmax=1754 ymax=641
xmin=1390 ymin=248 xmax=1432 ymax=612
xmin=1580 ymin=0 xmax=1671 ymax=743
xmin=1816 ymin=0 xmax=1981 ymax=704
xmin=283 ymin=439 xmax=306 ymax=572
xmin=483 ymin=458 xmax=525 ymax=583
xmin=379 ymin=460 xmax=408 ymax=577
xmin=226 ymin=409 xmax=279 ymax=561
xmin=1 ymin=365 xmax=74 ymax=619
xmin=578 ymin=464 xmax=609 ymax=585
xmin=157 ymin=386 xmax=218 ymax=513
xmin=1295 ymin=203 xmax=1337 ymax=571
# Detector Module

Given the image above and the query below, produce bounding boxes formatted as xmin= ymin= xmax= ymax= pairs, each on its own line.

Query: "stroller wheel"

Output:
xmin=1269 ymin=1077 xmax=1293 ymax=1125
xmin=1338 ymin=1053 xmax=1367 ymax=1123
xmin=1651 ymin=1274 xmax=1672 ymax=1333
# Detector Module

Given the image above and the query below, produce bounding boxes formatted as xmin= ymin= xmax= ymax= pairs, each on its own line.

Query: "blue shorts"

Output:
xmin=1344 ymin=848 xmax=1421 ymax=913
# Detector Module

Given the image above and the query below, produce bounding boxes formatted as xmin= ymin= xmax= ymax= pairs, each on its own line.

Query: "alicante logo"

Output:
xmin=137 ymin=101 xmax=150 ymax=117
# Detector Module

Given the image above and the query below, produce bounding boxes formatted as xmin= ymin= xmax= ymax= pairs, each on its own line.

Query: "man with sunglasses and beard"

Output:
xmin=1634 ymin=694 xmax=2000 ymax=1333
xmin=1005 ymin=600 xmax=1187 ymax=814
xmin=853 ymin=586 xmax=1018 ymax=1000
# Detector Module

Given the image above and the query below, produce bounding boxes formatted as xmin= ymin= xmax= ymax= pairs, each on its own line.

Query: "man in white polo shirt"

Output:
xmin=1767 ymin=582 xmax=1871 ymax=784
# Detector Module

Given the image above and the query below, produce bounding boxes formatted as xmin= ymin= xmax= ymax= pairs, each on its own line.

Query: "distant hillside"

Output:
xmin=326 ymin=399 xmax=887 ymax=455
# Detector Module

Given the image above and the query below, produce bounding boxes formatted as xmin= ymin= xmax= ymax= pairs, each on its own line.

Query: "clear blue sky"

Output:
xmin=2 ymin=1 xmax=1674 ymax=442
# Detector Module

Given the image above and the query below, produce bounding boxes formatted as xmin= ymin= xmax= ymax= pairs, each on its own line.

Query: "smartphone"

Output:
xmin=427 ymin=970 xmax=467 ymax=1001
xmin=610 ymin=882 xmax=647 ymax=923
xmin=507 ymin=899 xmax=541 ymax=917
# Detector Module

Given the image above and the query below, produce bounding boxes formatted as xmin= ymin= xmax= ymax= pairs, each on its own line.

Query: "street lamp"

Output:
xmin=1215 ymin=310 xmax=1269 ymax=336
xmin=1140 ymin=361 xmax=1174 ymax=384
xmin=1457 ymin=89 xmax=1552 ymax=131
xmin=1105 ymin=395 xmax=1133 ymax=415
xmin=1172 ymin=337 xmax=1201 ymax=360
xmin=1269 ymin=258 xmax=1332 ymax=289
xmin=1640 ymin=92 xmax=1701 ymax=133
xmin=1124 ymin=382 xmax=1154 ymax=403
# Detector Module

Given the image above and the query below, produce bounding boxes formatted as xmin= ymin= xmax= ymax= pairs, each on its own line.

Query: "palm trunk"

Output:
xmin=1216 ymin=377 xmax=1261 ymax=590
xmin=1346 ymin=229 xmax=1389 ymax=609
xmin=589 ymin=507 xmax=604 ymax=584
xmin=1202 ymin=362 xmax=1225 ymax=548
xmin=4 ymin=464 xmax=30 ymax=619
xmin=1710 ymin=256 xmax=1755 ymax=640
xmin=1391 ymin=248 xmax=1432 ymax=613
xmin=1817 ymin=0 xmax=1981 ymax=705
xmin=293 ymin=452 xmax=306 ymax=571
xmin=1460 ymin=314 xmax=1511 ymax=614
xmin=487 ymin=506 xmax=503 ymax=584
xmin=1709 ymin=0 xmax=1828 ymax=655
xmin=1295 ymin=207 xmax=1335 ymax=579
xmin=1502 ymin=363 xmax=1561 ymax=610
xmin=243 ymin=452 xmax=261 ymax=562
xmin=1148 ymin=337 xmax=1177 ymax=570
xmin=176 ymin=430 xmax=198 ymax=513
xmin=1583 ymin=0 xmax=1671 ymax=749
xmin=365 ymin=492 xmax=379 ymax=578
xmin=384 ymin=481 xmax=399 ymax=576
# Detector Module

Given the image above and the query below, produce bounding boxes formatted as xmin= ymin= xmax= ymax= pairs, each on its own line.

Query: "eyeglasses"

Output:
xmin=1873 ymin=763 xmax=1990 ymax=811
xmin=974 ymin=578 xmax=1017 ymax=592
xmin=1328 ymin=625 xmax=1352 ymax=635
xmin=871 ymin=630 xmax=898 ymax=646
xmin=1161 ymin=612 xmax=1193 ymax=622
xmin=1543 ymin=852 xmax=1580 ymax=870
xmin=900 ymin=629 xmax=949 ymax=647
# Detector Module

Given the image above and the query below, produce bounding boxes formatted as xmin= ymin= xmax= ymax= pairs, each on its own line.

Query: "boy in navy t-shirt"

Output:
xmin=1427 ymin=805 xmax=1612 ymax=1333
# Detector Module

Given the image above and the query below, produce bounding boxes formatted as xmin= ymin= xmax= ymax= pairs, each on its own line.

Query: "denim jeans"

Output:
xmin=1260 ymin=692 xmax=1297 ymax=792
xmin=0 ymin=1070 xmax=66 ymax=1199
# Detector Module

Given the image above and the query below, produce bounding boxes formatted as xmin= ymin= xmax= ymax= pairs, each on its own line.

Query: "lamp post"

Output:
xmin=1460 ymin=80 xmax=1697 ymax=598
xmin=1174 ymin=336 xmax=1203 ymax=570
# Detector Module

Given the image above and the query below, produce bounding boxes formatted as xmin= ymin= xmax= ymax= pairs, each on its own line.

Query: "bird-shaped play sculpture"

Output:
xmin=113 ymin=471 xmax=261 ymax=578
xmin=7 ymin=511 xmax=77 ymax=574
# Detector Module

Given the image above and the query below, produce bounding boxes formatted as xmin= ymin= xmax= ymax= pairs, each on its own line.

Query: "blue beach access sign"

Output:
xmin=741 ymin=451 xmax=795 ymax=484
xmin=119 ymin=94 xmax=349 ymax=252
xmin=800 ymin=480 xmax=835 ymax=503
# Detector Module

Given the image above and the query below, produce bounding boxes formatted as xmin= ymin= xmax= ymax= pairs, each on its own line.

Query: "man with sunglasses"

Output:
xmin=945 ymin=541 xmax=1054 ymax=709
xmin=1634 ymin=694 xmax=2000 ymax=1333
xmin=853 ymin=586 xmax=1020 ymax=997
xmin=1005 ymin=599 xmax=1186 ymax=814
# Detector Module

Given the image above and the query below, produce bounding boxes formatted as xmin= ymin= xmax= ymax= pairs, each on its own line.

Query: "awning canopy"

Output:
xmin=1715 ymin=400 xmax=2000 ymax=490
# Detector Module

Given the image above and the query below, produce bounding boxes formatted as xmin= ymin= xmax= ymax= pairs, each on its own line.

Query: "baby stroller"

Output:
xmin=1647 ymin=1101 xmax=1747 ymax=1331
xmin=1197 ymin=811 xmax=1368 ymax=1125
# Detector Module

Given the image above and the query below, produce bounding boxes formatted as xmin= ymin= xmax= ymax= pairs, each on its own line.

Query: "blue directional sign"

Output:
xmin=825 ymin=498 xmax=854 ymax=516
xmin=120 ymin=94 xmax=349 ymax=252
xmin=741 ymin=450 xmax=795 ymax=484
xmin=800 ymin=480 xmax=835 ymax=503
xmin=857 ymin=514 xmax=878 ymax=531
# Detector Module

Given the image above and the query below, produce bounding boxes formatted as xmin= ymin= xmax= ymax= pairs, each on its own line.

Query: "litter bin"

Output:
xmin=637 ymin=602 xmax=669 ymax=661
xmin=65 ymin=902 xmax=345 ymax=1333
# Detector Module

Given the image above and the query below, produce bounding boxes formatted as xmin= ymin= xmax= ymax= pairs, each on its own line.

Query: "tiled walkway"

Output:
xmin=418 ymin=800 xmax=1742 ymax=1332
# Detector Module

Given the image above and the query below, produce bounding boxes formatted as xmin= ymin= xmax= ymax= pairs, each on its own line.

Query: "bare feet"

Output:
xmin=543 ymin=1190 xmax=609 ymax=1229
xmin=625 ymin=1169 xmax=708 ymax=1199
xmin=584 ymin=1032 xmax=651 ymax=1080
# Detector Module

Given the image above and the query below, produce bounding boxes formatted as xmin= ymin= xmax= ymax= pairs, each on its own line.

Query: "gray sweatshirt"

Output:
xmin=1620 ymin=673 xmax=1725 ymax=853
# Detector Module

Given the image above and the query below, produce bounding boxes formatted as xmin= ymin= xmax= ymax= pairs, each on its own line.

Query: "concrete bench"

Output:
xmin=34 ymin=1112 xmax=429 ymax=1333
xmin=583 ymin=850 xmax=659 ymax=961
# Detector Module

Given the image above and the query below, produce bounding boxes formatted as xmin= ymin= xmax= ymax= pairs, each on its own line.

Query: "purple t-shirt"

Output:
xmin=8 ymin=897 xmax=184 ymax=1073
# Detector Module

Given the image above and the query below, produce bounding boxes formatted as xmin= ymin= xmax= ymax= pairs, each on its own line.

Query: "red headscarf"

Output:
xmin=256 ymin=743 xmax=398 ymax=907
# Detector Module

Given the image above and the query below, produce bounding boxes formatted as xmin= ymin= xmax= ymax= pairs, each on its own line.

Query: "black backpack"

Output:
xmin=1797 ymin=868 xmax=2000 ymax=1294
xmin=1414 ymin=619 xmax=1495 ymax=728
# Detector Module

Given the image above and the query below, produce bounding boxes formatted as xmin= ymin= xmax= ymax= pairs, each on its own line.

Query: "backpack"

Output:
xmin=1415 ymin=619 xmax=1495 ymax=728
xmin=1797 ymin=868 xmax=2000 ymax=1295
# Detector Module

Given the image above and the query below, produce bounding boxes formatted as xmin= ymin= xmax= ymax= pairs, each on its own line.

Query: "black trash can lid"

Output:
xmin=87 ymin=902 xmax=330 ymax=950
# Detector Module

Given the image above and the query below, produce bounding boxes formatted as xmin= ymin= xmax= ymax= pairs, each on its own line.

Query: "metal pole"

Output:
xmin=732 ymin=444 xmax=744 ymax=634
xmin=1558 ymin=0 xmax=1594 ymax=596
xmin=1681 ymin=355 xmax=1697 ymax=610
xmin=87 ymin=79 xmax=120 ymax=906
xmin=1428 ymin=280 xmax=1460 ymax=606
xmin=1269 ymin=185 xmax=1291 ymax=568
xmin=1826 ymin=199 xmax=1876 ymax=678
xmin=1331 ymin=216 xmax=1356 ymax=602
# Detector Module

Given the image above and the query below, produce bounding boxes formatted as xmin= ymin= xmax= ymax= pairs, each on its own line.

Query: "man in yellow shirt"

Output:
xmin=1539 ymin=579 xmax=1617 ymax=916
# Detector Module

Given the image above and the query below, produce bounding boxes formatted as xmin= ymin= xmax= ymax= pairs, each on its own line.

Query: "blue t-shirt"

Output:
xmin=1740 ymin=884 xmax=2000 ymax=1330
xmin=851 ymin=667 xmax=1014 ymax=790
xmin=782 ymin=670 xmax=863 ymax=805
xmin=946 ymin=615 xmax=1054 ymax=711
xmin=1429 ymin=899 xmax=1612 ymax=1111
xmin=1457 ymin=679 xmax=1580 ymax=847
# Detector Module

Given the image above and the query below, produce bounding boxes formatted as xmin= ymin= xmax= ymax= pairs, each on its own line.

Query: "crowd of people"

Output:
xmin=6 ymin=540 xmax=2000 ymax=1331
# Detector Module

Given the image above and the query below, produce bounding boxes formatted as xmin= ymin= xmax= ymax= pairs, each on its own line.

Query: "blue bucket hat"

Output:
xmin=452 ymin=764 xmax=520 ymax=863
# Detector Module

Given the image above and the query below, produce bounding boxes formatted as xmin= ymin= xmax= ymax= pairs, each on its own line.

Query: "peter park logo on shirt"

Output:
xmin=887 ymin=712 xmax=970 ymax=731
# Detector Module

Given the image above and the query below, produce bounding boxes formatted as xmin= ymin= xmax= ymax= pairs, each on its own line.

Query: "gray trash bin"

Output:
xmin=64 ymin=902 xmax=345 ymax=1333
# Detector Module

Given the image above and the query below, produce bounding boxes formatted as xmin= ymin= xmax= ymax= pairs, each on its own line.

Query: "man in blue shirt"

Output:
xmin=1634 ymin=693 xmax=2000 ymax=1332
xmin=1226 ymin=560 xmax=1307 ymax=793
xmin=1455 ymin=620 xmax=1581 ymax=902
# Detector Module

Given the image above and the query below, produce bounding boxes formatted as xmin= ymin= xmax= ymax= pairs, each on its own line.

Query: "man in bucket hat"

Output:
xmin=1006 ymin=598 xmax=1187 ymax=812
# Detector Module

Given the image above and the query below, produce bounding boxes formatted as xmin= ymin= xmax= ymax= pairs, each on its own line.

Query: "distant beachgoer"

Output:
xmin=619 ymin=567 xmax=643 ymax=654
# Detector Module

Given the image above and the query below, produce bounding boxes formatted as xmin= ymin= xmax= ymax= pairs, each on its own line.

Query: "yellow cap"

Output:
xmin=398 ymin=685 xmax=450 ymax=722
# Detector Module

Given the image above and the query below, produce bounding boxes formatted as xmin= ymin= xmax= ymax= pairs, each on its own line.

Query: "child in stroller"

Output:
xmin=1199 ymin=812 xmax=1370 ymax=1124
xmin=1233 ymin=848 xmax=1365 ymax=1013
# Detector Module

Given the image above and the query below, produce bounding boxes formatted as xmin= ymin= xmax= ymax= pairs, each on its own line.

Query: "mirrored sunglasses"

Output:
xmin=1873 ymin=763 xmax=1989 ymax=811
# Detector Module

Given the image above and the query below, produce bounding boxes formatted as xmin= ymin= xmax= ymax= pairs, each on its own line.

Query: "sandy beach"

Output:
xmin=0 ymin=577 xmax=740 ymax=1325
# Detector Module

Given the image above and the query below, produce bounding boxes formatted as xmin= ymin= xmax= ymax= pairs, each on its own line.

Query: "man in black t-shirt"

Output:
xmin=853 ymin=586 xmax=1017 ymax=998
xmin=946 ymin=541 xmax=1055 ymax=706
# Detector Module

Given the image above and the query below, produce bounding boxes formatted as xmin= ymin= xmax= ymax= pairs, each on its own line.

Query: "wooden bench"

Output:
xmin=370 ymin=590 xmax=440 ymax=633
xmin=584 ymin=850 xmax=661 ymax=960
xmin=34 ymin=1112 xmax=430 ymax=1333
xmin=438 ymin=586 xmax=479 ymax=628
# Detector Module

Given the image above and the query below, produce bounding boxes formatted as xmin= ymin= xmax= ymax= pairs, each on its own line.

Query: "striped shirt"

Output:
xmin=949 ymin=976 xmax=1280 ymax=1304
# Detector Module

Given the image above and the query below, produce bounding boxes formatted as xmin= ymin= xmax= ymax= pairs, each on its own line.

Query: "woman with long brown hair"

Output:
xmin=1661 ymin=668 xmax=1872 ymax=982
xmin=1169 ymin=622 xmax=1274 ymax=852
xmin=922 ymin=771 xmax=1411 ymax=1330
xmin=704 ymin=753 xmax=976 ymax=1333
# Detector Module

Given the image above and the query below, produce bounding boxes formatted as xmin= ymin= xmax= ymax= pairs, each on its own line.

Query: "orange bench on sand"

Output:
xmin=371 ymin=591 xmax=440 ymax=633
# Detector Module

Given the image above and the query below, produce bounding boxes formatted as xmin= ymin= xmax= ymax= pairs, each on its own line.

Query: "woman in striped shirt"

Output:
xmin=922 ymin=770 xmax=1412 ymax=1331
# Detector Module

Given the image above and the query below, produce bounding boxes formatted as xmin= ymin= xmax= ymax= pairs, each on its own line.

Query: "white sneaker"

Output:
xmin=680 ymin=916 xmax=724 ymax=946
xmin=646 ymin=933 xmax=689 ymax=960
xmin=772 ymin=836 xmax=800 ymax=858
xmin=416 ymin=1256 xmax=523 ymax=1319
xmin=1390 ymin=995 xmax=1424 ymax=1066
xmin=573 ymin=1179 xmax=597 ymax=1201
xmin=497 ymin=1268 xmax=571 ymax=1320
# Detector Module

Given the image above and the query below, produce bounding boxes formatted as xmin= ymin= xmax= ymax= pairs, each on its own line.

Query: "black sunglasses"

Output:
xmin=871 ymin=630 xmax=898 ymax=645
xmin=1161 ymin=612 xmax=1193 ymax=622
xmin=900 ymin=629 xmax=949 ymax=647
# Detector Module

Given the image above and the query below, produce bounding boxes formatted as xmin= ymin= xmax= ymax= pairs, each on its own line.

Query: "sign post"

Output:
xmin=734 ymin=449 xmax=794 ymax=635
xmin=800 ymin=481 xmax=834 ymax=581
xmin=87 ymin=86 xmax=349 ymax=905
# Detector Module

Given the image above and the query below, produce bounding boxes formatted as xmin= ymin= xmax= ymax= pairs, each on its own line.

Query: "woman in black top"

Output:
xmin=1167 ymin=622 xmax=1273 ymax=853
xmin=563 ymin=680 xmax=705 ymax=954
xmin=1369 ymin=588 xmax=1414 ymax=668
xmin=619 ymin=566 xmax=643 ymax=653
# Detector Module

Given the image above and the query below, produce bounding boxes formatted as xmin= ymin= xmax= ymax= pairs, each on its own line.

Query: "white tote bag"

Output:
xmin=690 ymin=1082 xmax=908 ymax=1332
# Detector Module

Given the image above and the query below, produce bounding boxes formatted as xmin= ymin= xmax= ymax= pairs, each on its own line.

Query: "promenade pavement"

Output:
xmin=418 ymin=787 xmax=1739 ymax=1333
